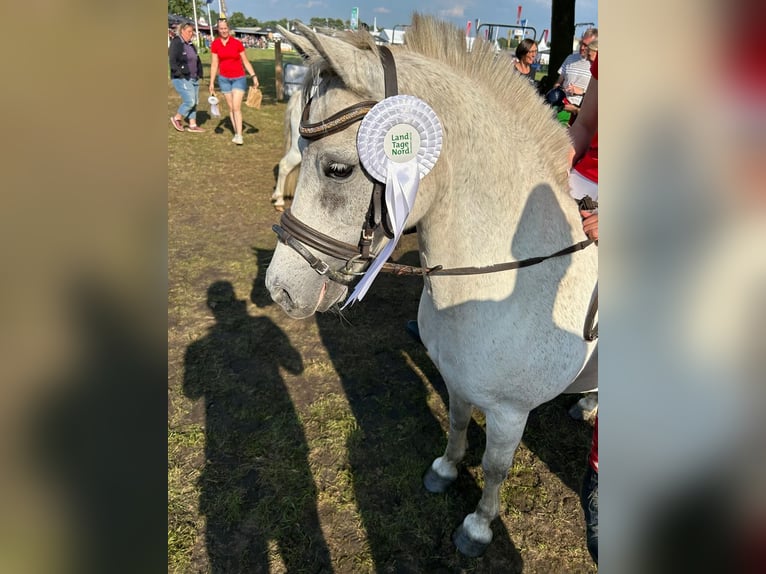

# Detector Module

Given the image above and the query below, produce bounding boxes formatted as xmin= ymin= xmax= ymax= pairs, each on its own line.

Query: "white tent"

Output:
xmin=378 ymin=28 xmax=406 ymax=45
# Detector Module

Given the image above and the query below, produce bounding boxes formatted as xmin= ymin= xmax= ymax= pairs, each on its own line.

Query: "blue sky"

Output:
xmin=217 ymin=1 xmax=597 ymax=38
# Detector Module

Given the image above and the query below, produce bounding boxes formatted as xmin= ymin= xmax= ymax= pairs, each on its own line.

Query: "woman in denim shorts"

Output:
xmin=208 ymin=19 xmax=259 ymax=145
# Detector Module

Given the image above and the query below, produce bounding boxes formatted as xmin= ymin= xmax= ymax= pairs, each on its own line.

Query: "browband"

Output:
xmin=298 ymin=46 xmax=398 ymax=141
xmin=299 ymin=100 xmax=378 ymax=140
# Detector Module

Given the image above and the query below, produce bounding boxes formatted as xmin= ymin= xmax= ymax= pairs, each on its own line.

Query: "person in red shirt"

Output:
xmin=568 ymin=52 xmax=598 ymax=564
xmin=568 ymin=53 xmax=598 ymax=236
xmin=208 ymin=19 xmax=260 ymax=145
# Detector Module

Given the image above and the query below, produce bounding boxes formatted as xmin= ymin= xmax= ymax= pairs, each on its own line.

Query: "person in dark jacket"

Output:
xmin=169 ymin=23 xmax=205 ymax=133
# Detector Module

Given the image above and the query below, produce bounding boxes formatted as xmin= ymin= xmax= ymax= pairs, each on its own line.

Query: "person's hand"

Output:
xmin=564 ymin=103 xmax=580 ymax=114
xmin=580 ymin=210 xmax=599 ymax=242
xmin=208 ymin=84 xmax=215 ymax=94
xmin=251 ymin=75 xmax=259 ymax=88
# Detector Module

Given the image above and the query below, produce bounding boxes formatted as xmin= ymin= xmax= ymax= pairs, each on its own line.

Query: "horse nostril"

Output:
xmin=271 ymin=286 xmax=294 ymax=308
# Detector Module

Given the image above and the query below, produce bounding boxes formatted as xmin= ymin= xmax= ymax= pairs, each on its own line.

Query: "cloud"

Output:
xmin=373 ymin=7 xmax=391 ymax=14
xmin=438 ymin=0 xmax=476 ymax=18
xmin=439 ymin=5 xmax=466 ymax=18
xmin=297 ymin=0 xmax=325 ymax=8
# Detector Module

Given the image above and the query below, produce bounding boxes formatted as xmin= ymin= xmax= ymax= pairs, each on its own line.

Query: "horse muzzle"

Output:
xmin=265 ymin=249 xmax=348 ymax=318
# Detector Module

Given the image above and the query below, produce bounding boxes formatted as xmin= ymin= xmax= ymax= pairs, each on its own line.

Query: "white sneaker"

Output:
xmin=232 ymin=134 xmax=243 ymax=145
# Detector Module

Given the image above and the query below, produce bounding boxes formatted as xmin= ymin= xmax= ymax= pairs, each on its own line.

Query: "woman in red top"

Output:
xmin=568 ymin=52 xmax=598 ymax=221
xmin=208 ymin=20 xmax=260 ymax=145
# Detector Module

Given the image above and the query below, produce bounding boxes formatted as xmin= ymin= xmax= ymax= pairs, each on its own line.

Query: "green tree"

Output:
xmin=168 ymin=0 xmax=193 ymax=18
xmin=262 ymin=19 xmax=288 ymax=29
xmin=309 ymin=17 xmax=328 ymax=28
xmin=227 ymin=11 xmax=247 ymax=27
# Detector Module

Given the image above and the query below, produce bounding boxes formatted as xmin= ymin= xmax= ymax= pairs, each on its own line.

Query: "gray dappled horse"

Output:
xmin=265 ymin=14 xmax=597 ymax=556
xmin=271 ymin=91 xmax=302 ymax=211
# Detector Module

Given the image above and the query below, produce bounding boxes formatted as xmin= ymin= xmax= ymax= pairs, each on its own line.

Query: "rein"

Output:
xmin=379 ymin=239 xmax=595 ymax=276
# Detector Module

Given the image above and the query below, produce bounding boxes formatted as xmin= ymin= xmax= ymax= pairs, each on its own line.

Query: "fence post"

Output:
xmin=274 ymin=39 xmax=284 ymax=101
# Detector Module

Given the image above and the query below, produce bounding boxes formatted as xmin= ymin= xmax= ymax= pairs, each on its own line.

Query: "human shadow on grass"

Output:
xmin=183 ymin=281 xmax=331 ymax=573
xmin=195 ymin=110 xmax=211 ymax=125
xmin=314 ymin=249 xmax=522 ymax=572
xmin=521 ymin=395 xmax=593 ymax=498
xmin=212 ymin=116 xmax=260 ymax=136
xmin=249 ymin=248 xmax=276 ymax=309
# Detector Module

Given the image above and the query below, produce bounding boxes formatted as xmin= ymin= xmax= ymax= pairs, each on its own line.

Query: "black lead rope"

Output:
xmin=379 ymin=239 xmax=596 ymax=277
xmin=426 ymin=239 xmax=596 ymax=276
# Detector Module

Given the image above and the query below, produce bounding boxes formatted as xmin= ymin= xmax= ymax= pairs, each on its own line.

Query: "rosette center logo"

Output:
xmin=383 ymin=124 xmax=421 ymax=163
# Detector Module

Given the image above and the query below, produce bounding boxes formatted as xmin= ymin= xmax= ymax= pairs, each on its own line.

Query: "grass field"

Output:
xmin=168 ymin=48 xmax=596 ymax=573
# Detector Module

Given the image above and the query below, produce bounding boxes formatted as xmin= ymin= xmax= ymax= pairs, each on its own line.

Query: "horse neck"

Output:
xmin=399 ymin=61 xmax=576 ymax=272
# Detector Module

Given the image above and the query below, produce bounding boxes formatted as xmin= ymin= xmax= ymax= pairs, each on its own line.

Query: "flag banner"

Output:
xmin=517 ymin=5 xmax=522 ymax=25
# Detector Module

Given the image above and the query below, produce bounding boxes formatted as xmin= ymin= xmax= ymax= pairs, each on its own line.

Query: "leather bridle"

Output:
xmin=272 ymin=46 xmax=399 ymax=286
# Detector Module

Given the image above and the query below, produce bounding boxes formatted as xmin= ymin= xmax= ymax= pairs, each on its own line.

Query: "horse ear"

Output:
xmin=278 ymin=22 xmax=383 ymax=97
xmin=277 ymin=24 xmax=320 ymax=60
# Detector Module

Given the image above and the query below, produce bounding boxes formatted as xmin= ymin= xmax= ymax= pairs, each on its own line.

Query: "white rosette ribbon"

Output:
xmin=343 ymin=95 xmax=443 ymax=308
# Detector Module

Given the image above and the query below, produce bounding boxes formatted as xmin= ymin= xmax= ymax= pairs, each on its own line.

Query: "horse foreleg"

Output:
xmin=424 ymin=392 xmax=472 ymax=493
xmin=272 ymin=149 xmax=301 ymax=208
xmin=453 ymin=407 xmax=529 ymax=557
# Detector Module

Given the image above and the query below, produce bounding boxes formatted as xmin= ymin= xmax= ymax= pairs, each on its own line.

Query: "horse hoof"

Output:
xmin=452 ymin=525 xmax=490 ymax=557
xmin=423 ymin=467 xmax=454 ymax=493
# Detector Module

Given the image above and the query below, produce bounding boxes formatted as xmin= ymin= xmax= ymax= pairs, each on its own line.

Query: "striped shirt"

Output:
xmin=557 ymin=53 xmax=592 ymax=106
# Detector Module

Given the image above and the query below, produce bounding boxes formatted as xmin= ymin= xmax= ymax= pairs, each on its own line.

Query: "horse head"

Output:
xmin=265 ymin=24 xmax=398 ymax=318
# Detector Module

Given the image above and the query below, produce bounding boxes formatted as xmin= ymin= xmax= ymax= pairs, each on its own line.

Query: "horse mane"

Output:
xmin=403 ymin=13 xmax=566 ymax=150
xmin=405 ymin=14 xmax=572 ymax=192
xmin=404 ymin=14 xmax=534 ymax=108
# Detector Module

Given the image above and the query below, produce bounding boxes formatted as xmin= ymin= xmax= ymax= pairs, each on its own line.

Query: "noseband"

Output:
xmin=272 ymin=46 xmax=399 ymax=285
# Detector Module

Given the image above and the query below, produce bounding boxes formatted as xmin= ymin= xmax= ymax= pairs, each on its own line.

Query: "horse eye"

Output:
xmin=324 ymin=162 xmax=354 ymax=180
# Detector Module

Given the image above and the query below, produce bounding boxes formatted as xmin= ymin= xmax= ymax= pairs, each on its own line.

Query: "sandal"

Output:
xmin=170 ymin=116 xmax=184 ymax=132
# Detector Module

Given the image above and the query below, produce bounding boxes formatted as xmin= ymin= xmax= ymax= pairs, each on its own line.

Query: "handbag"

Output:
xmin=207 ymin=95 xmax=221 ymax=117
xmin=245 ymin=86 xmax=262 ymax=109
